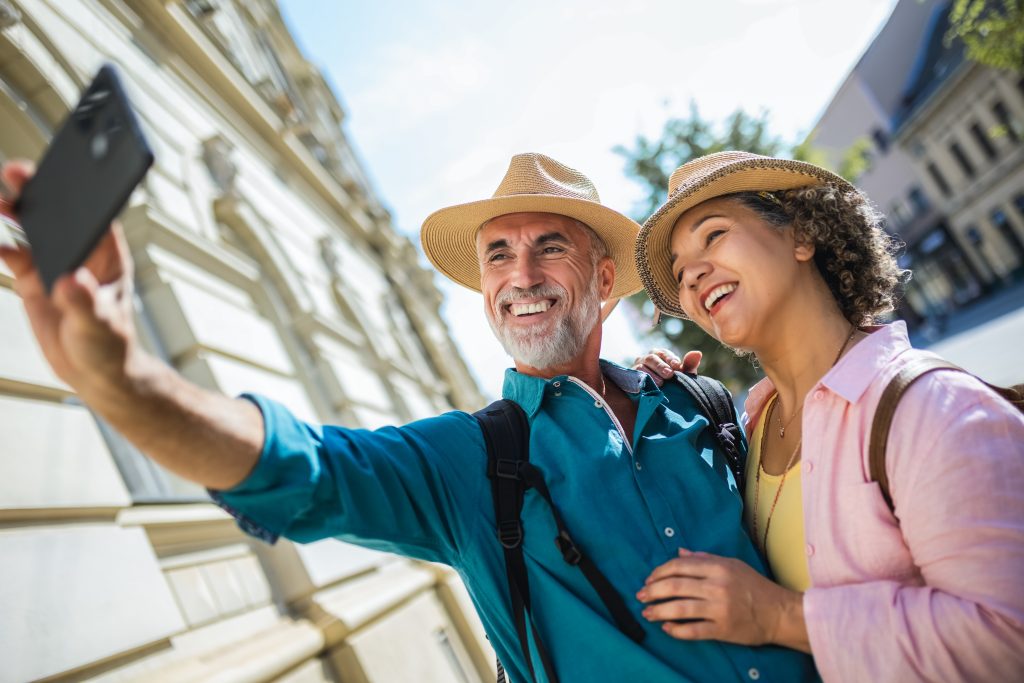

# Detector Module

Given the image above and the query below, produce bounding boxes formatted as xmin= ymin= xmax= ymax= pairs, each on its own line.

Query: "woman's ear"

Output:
xmin=794 ymin=240 xmax=816 ymax=263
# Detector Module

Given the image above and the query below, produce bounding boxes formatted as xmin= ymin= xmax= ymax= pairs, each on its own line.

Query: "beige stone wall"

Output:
xmin=0 ymin=1 xmax=490 ymax=681
xmin=898 ymin=63 xmax=1024 ymax=281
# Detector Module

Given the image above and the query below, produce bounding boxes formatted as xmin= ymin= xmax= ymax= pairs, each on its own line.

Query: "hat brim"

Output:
xmin=421 ymin=194 xmax=643 ymax=299
xmin=636 ymin=158 xmax=854 ymax=319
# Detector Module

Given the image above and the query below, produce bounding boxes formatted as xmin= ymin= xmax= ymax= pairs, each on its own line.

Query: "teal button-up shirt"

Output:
xmin=213 ymin=362 xmax=815 ymax=682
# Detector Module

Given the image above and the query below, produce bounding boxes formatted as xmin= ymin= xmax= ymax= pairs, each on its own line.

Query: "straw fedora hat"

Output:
xmin=421 ymin=153 xmax=643 ymax=299
xmin=635 ymin=151 xmax=855 ymax=318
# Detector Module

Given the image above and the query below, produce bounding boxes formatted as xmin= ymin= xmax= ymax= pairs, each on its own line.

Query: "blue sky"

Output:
xmin=278 ymin=0 xmax=899 ymax=399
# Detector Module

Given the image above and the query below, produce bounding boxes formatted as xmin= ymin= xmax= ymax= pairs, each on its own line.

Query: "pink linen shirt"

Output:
xmin=743 ymin=321 xmax=1024 ymax=682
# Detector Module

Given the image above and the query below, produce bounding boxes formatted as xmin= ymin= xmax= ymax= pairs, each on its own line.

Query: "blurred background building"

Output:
xmin=0 ymin=0 xmax=492 ymax=681
xmin=809 ymin=0 xmax=1024 ymax=384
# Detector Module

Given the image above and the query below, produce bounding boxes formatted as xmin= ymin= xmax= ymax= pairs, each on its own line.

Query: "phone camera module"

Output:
xmin=91 ymin=131 xmax=109 ymax=160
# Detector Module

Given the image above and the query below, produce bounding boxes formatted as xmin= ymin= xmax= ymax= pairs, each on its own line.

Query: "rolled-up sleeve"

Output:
xmin=804 ymin=381 xmax=1024 ymax=682
xmin=210 ymin=393 xmax=486 ymax=565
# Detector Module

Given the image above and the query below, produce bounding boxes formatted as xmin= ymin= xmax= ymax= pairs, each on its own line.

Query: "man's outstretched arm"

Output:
xmin=0 ymin=161 xmax=262 ymax=490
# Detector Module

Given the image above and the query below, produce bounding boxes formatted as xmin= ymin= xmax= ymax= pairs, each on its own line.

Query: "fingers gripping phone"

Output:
xmin=15 ymin=63 xmax=153 ymax=291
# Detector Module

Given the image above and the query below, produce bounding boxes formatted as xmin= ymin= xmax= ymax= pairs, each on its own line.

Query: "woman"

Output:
xmin=631 ymin=151 xmax=1024 ymax=681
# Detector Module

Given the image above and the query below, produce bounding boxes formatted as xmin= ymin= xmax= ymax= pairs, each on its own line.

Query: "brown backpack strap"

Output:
xmin=871 ymin=359 xmax=1024 ymax=514
xmin=869 ymin=357 xmax=963 ymax=513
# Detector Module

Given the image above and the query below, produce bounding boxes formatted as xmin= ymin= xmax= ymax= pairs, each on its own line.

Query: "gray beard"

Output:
xmin=488 ymin=279 xmax=601 ymax=370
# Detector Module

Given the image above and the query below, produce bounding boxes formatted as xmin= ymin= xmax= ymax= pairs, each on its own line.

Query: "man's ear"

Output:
xmin=598 ymin=255 xmax=615 ymax=300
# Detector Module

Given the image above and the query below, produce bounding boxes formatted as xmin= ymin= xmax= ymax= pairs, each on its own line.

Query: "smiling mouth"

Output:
xmin=506 ymin=299 xmax=556 ymax=317
xmin=704 ymin=283 xmax=738 ymax=315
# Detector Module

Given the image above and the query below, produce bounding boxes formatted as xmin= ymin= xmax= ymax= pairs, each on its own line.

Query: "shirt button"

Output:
xmin=594 ymin=400 xmax=603 ymax=408
xmin=635 ymin=461 xmax=643 ymax=471
xmin=813 ymin=389 xmax=826 ymax=400
xmin=804 ymin=461 xmax=814 ymax=474
xmin=553 ymin=381 xmax=561 ymax=388
xmin=748 ymin=668 xmax=760 ymax=680
xmin=806 ymin=544 xmax=815 ymax=557
xmin=664 ymin=527 xmax=675 ymax=538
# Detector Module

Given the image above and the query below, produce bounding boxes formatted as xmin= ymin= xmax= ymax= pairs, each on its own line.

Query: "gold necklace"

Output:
xmin=753 ymin=399 xmax=803 ymax=553
xmin=771 ymin=325 xmax=859 ymax=439
xmin=751 ymin=325 xmax=859 ymax=553
xmin=774 ymin=397 xmax=803 ymax=439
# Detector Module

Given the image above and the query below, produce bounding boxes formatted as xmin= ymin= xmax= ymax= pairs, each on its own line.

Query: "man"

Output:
xmin=0 ymin=153 xmax=813 ymax=682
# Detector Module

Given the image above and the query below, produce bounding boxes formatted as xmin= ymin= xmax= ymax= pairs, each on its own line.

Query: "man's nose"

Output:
xmin=510 ymin=253 xmax=544 ymax=289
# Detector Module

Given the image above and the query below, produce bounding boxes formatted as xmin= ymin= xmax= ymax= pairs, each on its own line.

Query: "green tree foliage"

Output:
xmin=838 ymin=136 xmax=875 ymax=183
xmin=614 ymin=103 xmax=815 ymax=392
xmin=947 ymin=0 xmax=1024 ymax=73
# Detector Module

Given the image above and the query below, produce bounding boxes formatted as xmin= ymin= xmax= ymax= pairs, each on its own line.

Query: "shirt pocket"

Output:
xmin=829 ymin=481 xmax=918 ymax=583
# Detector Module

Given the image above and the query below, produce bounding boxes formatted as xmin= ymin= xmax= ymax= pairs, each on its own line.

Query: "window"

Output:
xmin=889 ymin=200 xmax=911 ymax=229
xmin=969 ymin=121 xmax=998 ymax=160
xmin=993 ymin=101 xmax=1020 ymax=143
xmin=908 ymin=186 xmax=930 ymax=215
xmin=991 ymin=207 xmax=1024 ymax=263
xmin=927 ymin=162 xmax=952 ymax=198
xmin=871 ymin=127 xmax=890 ymax=154
xmin=949 ymin=141 xmax=975 ymax=179
xmin=965 ymin=225 xmax=983 ymax=246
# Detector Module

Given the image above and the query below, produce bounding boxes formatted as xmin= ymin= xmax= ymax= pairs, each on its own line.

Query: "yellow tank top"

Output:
xmin=743 ymin=395 xmax=811 ymax=591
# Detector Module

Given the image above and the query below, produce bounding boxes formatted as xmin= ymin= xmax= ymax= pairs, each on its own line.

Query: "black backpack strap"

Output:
xmin=517 ymin=462 xmax=647 ymax=644
xmin=476 ymin=399 xmax=558 ymax=683
xmin=674 ymin=372 xmax=746 ymax=491
xmin=475 ymin=398 xmax=647 ymax=682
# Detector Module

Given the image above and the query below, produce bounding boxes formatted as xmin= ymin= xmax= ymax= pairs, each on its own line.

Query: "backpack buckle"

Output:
xmin=554 ymin=530 xmax=582 ymax=566
xmin=498 ymin=520 xmax=523 ymax=549
xmin=495 ymin=459 xmax=523 ymax=480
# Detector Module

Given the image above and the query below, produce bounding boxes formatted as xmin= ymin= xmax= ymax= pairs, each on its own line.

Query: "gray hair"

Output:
xmin=573 ymin=219 xmax=610 ymax=268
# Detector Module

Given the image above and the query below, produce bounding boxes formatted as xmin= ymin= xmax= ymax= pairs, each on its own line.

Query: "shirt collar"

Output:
xmin=743 ymin=321 xmax=913 ymax=424
xmin=501 ymin=359 xmax=658 ymax=417
xmin=820 ymin=321 xmax=912 ymax=404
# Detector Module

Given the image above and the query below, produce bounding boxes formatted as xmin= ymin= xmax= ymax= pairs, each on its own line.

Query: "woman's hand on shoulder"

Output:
xmin=637 ymin=548 xmax=810 ymax=652
xmin=633 ymin=349 xmax=702 ymax=386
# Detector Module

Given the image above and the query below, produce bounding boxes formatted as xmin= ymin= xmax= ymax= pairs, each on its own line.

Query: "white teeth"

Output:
xmin=704 ymin=284 xmax=737 ymax=311
xmin=510 ymin=301 xmax=552 ymax=316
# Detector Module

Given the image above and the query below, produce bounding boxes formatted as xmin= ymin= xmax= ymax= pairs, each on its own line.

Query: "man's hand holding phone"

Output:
xmin=0 ymin=160 xmax=141 ymax=398
xmin=1 ymin=157 xmax=263 ymax=489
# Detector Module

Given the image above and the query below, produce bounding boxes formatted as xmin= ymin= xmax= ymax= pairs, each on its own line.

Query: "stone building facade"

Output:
xmin=894 ymin=53 xmax=1024 ymax=312
xmin=0 ymin=1 xmax=492 ymax=681
xmin=808 ymin=0 xmax=1024 ymax=330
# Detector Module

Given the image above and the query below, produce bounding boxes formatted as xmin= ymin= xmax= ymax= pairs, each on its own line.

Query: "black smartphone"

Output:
xmin=15 ymin=63 xmax=153 ymax=291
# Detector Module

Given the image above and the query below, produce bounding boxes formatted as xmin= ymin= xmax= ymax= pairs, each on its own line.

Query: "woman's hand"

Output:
xmin=637 ymin=549 xmax=810 ymax=652
xmin=633 ymin=348 xmax=702 ymax=386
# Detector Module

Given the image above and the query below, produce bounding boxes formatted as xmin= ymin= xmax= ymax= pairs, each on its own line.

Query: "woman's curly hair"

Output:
xmin=731 ymin=186 xmax=909 ymax=325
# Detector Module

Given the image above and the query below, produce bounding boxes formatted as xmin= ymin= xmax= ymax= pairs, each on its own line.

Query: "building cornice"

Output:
xmin=128 ymin=0 xmax=379 ymax=244
xmin=893 ymin=59 xmax=977 ymax=142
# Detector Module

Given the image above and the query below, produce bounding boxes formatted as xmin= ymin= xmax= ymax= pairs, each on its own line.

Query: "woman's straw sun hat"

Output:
xmin=421 ymin=152 xmax=643 ymax=299
xmin=635 ymin=150 xmax=855 ymax=318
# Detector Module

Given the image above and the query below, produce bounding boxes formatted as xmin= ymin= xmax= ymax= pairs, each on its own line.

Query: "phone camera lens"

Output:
xmin=91 ymin=132 xmax=109 ymax=159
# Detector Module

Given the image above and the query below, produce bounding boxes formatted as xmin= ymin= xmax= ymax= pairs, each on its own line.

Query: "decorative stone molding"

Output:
xmin=318 ymin=235 xmax=341 ymax=280
xmin=0 ymin=0 xmax=22 ymax=29
xmin=201 ymin=134 xmax=238 ymax=196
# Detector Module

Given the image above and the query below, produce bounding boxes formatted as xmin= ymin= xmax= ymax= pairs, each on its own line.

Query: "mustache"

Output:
xmin=495 ymin=284 xmax=566 ymax=309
